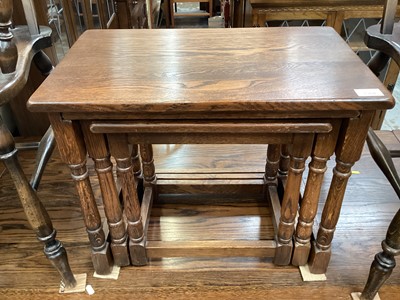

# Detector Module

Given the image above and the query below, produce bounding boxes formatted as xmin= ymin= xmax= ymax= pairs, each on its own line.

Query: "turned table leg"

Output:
xmin=292 ymin=120 xmax=341 ymax=266
xmin=0 ymin=117 xmax=76 ymax=287
xmin=108 ymin=134 xmax=146 ymax=266
xmin=49 ymin=114 xmax=113 ymax=275
xmin=279 ymin=144 xmax=290 ymax=177
xmin=131 ymin=143 xmax=144 ymax=201
xmin=81 ymin=121 xmax=130 ymax=267
xmin=140 ymin=144 xmax=156 ymax=187
xmin=274 ymin=134 xmax=314 ymax=265
xmin=265 ymin=144 xmax=281 ymax=184
xmin=309 ymin=111 xmax=374 ymax=274
xmin=131 ymin=143 xmax=142 ymax=177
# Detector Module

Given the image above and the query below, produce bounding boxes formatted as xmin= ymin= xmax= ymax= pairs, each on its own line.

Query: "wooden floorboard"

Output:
xmin=0 ymin=133 xmax=399 ymax=299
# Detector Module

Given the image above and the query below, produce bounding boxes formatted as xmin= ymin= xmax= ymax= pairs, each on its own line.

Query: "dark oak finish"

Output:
xmin=353 ymin=2 xmax=400 ymax=298
xmin=48 ymin=114 xmax=113 ymax=275
xmin=28 ymin=28 xmax=393 ymax=274
xmin=27 ymin=29 xmax=393 ymax=114
xmin=6 ymin=0 xmax=56 ymax=137
xmin=292 ymin=120 xmax=341 ymax=266
xmin=309 ymin=111 xmax=375 ymax=274
xmin=169 ymin=0 xmax=213 ymax=28
xmin=80 ymin=122 xmax=130 ymax=267
xmin=0 ymin=0 xmax=17 ymax=74
xmin=0 ymin=25 xmax=51 ymax=104
xmin=264 ymin=144 xmax=280 ymax=182
xmin=274 ymin=134 xmax=314 ymax=265
xmin=107 ymin=134 xmax=145 ymax=266
xmin=0 ymin=0 xmax=77 ymax=288
xmin=360 ymin=128 xmax=400 ymax=299
xmin=1 ymin=139 xmax=400 ymax=298
xmin=251 ymin=1 xmax=400 ymax=29
xmin=237 ymin=0 xmax=400 ymax=130
xmin=0 ymin=118 xmax=76 ymax=288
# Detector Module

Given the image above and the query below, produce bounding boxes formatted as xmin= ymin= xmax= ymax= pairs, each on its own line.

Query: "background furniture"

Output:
xmin=0 ymin=0 xmax=76 ymax=288
xmin=168 ymin=0 xmax=213 ymax=27
xmin=240 ymin=0 xmax=400 ymax=130
xmin=351 ymin=0 xmax=400 ymax=299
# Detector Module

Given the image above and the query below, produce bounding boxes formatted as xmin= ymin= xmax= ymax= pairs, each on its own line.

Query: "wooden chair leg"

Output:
xmin=361 ymin=0 xmax=400 ymax=291
xmin=360 ymin=208 xmax=400 ymax=300
xmin=366 ymin=128 xmax=400 ymax=198
xmin=357 ymin=128 xmax=400 ymax=299
xmin=170 ymin=0 xmax=175 ymax=28
xmin=29 ymin=51 xmax=56 ymax=191
xmin=0 ymin=117 xmax=76 ymax=288
xmin=30 ymin=126 xmax=56 ymax=191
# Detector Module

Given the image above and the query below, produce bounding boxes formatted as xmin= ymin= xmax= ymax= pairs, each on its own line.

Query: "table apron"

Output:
xmin=89 ymin=120 xmax=334 ymax=144
xmin=124 ymin=132 xmax=298 ymax=144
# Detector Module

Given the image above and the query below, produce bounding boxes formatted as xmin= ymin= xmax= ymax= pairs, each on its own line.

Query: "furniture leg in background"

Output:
xmin=28 ymin=51 xmax=56 ymax=191
xmin=354 ymin=129 xmax=400 ymax=300
xmin=351 ymin=1 xmax=400 ymax=298
xmin=0 ymin=117 xmax=76 ymax=289
xmin=0 ymin=0 xmax=85 ymax=291
xmin=360 ymin=207 xmax=400 ymax=299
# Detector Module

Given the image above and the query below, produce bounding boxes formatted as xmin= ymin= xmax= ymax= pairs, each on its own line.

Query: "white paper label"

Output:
xmin=354 ymin=89 xmax=384 ymax=97
xmin=86 ymin=285 xmax=95 ymax=295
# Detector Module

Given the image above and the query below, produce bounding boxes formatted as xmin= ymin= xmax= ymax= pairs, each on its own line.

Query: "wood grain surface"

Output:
xmin=0 ymin=134 xmax=399 ymax=299
xmin=28 ymin=28 xmax=393 ymax=114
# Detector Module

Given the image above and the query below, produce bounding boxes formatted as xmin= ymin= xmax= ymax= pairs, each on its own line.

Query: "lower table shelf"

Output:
xmin=146 ymin=193 xmax=277 ymax=259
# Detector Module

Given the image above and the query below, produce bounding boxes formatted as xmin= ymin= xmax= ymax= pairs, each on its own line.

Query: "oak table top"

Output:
xmin=27 ymin=27 xmax=394 ymax=116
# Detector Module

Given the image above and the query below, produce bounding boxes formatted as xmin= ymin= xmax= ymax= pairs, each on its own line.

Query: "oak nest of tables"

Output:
xmin=28 ymin=27 xmax=394 ymax=276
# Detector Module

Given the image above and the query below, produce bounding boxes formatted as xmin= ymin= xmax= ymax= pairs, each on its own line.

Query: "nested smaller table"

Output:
xmin=28 ymin=28 xmax=393 ymax=275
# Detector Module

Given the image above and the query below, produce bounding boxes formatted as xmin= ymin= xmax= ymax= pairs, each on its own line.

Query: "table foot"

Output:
xmin=308 ymin=241 xmax=331 ymax=274
xmin=91 ymin=242 xmax=113 ymax=275
xmin=110 ymin=239 xmax=131 ymax=267
xmin=273 ymin=241 xmax=292 ymax=265
xmin=94 ymin=265 xmax=121 ymax=280
xmin=292 ymin=241 xmax=311 ymax=266
xmin=130 ymin=240 xmax=148 ymax=266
